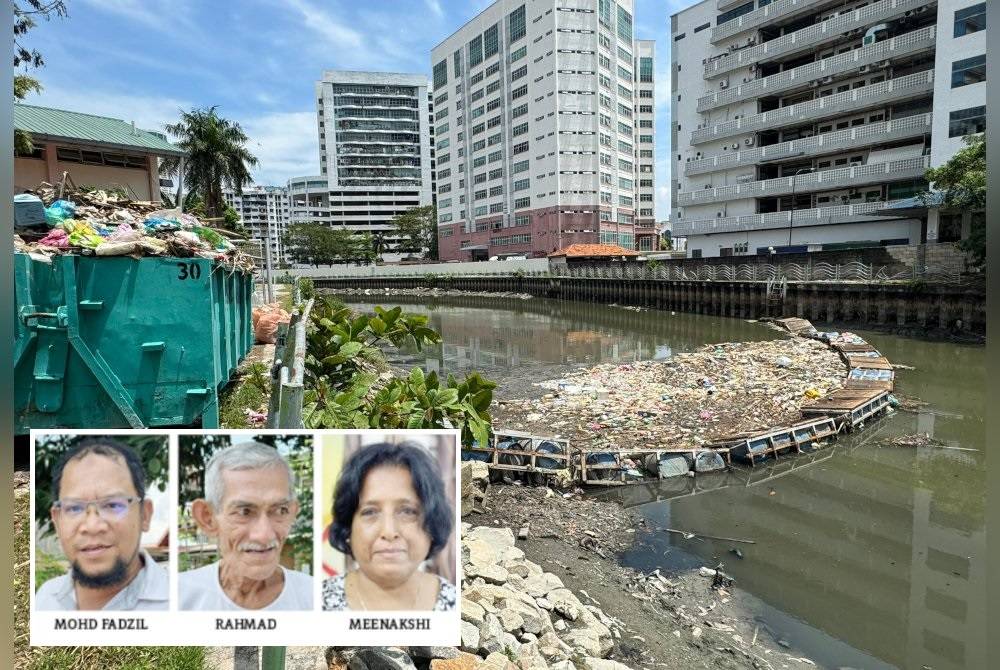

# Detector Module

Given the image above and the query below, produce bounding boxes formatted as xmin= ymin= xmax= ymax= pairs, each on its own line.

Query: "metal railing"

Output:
xmin=699 ymin=26 xmax=936 ymax=112
xmin=685 ymin=113 xmax=932 ymax=176
xmin=712 ymin=0 xmax=827 ymax=43
xmin=691 ymin=70 xmax=934 ymax=145
xmin=673 ymin=198 xmax=915 ymax=236
xmin=266 ymin=284 xmax=313 ymax=430
xmin=678 ymin=156 xmax=929 ymax=206
xmin=705 ymin=0 xmax=931 ymax=79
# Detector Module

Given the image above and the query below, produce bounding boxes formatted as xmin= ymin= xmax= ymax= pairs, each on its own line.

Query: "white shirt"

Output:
xmin=178 ymin=562 xmax=313 ymax=611
xmin=35 ymin=549 xmax=169 ymax=611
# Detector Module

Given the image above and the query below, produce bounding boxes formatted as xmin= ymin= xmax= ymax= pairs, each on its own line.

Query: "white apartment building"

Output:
xmin=670 ymin=0 xmax=986 ymax=258
xmin=431 ymin=0 xmax=657 ymax=261
xmin=288 ymin=70 xmax=434 ymax=260
xmin=223 ymin=184 xmax=290 ymax=264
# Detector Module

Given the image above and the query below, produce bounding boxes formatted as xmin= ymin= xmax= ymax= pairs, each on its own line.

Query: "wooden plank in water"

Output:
xmin=833 ymin=342 xmax=877 ymax=353
xmin=775 ymin=317 xmax=814 ymax=334
xmin=846 ymin=356 xmax=893 ymax=370
xmin=802 ymin=388 xmax=885 ymax=413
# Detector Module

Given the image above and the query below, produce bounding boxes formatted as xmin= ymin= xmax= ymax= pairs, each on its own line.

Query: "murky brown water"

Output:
xmin=339 ymin=293 xmax=986 ymax=670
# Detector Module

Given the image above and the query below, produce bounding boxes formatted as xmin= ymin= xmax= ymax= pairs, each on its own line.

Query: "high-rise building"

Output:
xmin=223 ymin=184 xmax=290 ymax=264
xmin=432 ymin=0 xmax=656 ymax=261
xmin=288 ymin=70 xmax=434 ymax=260
xmin=670 ymin=0 xmax=986 ymax=258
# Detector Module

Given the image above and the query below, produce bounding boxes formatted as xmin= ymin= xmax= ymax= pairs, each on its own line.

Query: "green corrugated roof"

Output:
xmin=14 ymin=103 xmax=185 ymax=156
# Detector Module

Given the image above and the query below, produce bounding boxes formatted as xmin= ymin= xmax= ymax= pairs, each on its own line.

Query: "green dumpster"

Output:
xmin=14 ymin=252 xmax=253 ymax=433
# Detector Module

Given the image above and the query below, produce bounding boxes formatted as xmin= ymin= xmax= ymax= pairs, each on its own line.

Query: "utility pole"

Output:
xmin=263 ymin=213 xmax=275 ymax=303
xmin=787 ymin=167 xmax=814 ymax=248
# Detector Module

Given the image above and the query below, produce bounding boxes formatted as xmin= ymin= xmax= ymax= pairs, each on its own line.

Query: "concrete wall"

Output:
xmin=15 ymin=155 xmax=153 ymax=199
xmin=289 ymin=258 xmax=549 ymax=277
xmin=14 ymin=157 xmax=47 ymax=192
xmin=313 ymin=275 xmax=986 ymax=333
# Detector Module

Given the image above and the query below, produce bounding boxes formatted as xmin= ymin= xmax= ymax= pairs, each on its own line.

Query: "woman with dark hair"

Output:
xmin=322 ymin=442 xmax=456 ymax=611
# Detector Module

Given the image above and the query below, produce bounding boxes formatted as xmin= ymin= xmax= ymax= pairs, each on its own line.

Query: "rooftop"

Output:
xmin=548 ymin=244 xmax=640 ymax=258
xmin=14 ymin=103 xmax=185 ymax=156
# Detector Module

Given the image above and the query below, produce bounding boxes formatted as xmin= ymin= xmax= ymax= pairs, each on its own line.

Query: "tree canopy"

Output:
xmin=161 ymin=107 xmax=258 ymax=219
xmin=283 ymin=223 xmax=378 ymax=267
xmin=924 ymin=134 xmax=985 ymax=267
xmin=13 ymin=1 xmax=68 ymax=155
xmin=391 ymin=205 xmax=438 ymax=259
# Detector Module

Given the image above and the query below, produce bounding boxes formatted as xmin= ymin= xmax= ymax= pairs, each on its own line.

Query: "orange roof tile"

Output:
xmin=548 ymin=243 xmax=640 ymax=258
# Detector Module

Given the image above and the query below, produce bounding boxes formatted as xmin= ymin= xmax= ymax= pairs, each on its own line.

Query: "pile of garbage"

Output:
xmin=493 ymin=337 xmax=845 ymax=452
xmin=12 ymin=182 xmax=255 ymax=272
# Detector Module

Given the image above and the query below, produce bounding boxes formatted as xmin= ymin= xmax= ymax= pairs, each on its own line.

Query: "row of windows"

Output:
xmin=952 ymin=54 xmax=986 ymax=88
xmin=491 ymin=234 xmax=531 ymax=246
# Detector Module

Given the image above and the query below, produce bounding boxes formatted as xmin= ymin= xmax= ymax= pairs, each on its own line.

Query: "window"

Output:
xmin=954 ymin=3 xmax=986 ymax=37
xmin=473 ymin=156 xmax=487 ymax=168
xmin=640 ymin=134 xmax=653 ymax=144
xmin=639 ymin=89 xmax=653 ymax=99
xmin=515 ymin=214 xmax=530 ymax=227
xmin=488 ymin=133 xmax=502 ymax=146
xmin=469 ymin=35 xmax=483 ymax=66
xmin=437 ymin=138 xmax=450 ymax=150
xmin=471 ymin=106 xmax=485 ymax=119
xmin=433 ymin=60 xmax=448 ymax=89
xmin=511 ymin=45 xmax=527 ymax=63
xmin=484 ymin=23 xmax=499 ymax=58
xmin=512 ymin=65 xmax=528 ymax=81
xmin=509 ymin=5 xmax=526 ymax=43
xmin=453 ymin=49 xmax=463 ymax=76
xmin=486 ymin=80 xmax=501 ymax=94
xmin=489 ymin=185 xmax=504 ymax=197
xmin=489 ymin=167 xmax=503 ymax=179
xmin=436 ymin=122 xmax=449 ymax=135
xmin=513 ymin=160 xmax=529 ymax=173
xmin=600 ymin=53 xmax=611 ymax=69
xmin=512 ymin=103 xmax=528 ymax=118
xmin=718 ymin=2 xmax=753 ymax=25
xmin=487 ymin=115 xmax=502 ymax=129
xmin=693 ymin=22 xmax=710 ymax=33
xmin=617 ymin=46 xmax=631 ymax=61
xmin=617 ymin=65 xmax=632 ymax=80
xmin=619 ymin=195 xmax=633 ymax=206
xmin=674 ymin=32 xmax=685 ymax=41
xmin=639 ymin=57 xmax=653 ymax=83
xmin=619 ymin=177 xmax=633 ymax=189
xmin=951 ymin=55 xmax=986 ymax=88
xmin=949 ymin=106 xmax=986 ymax=137
xmin=513 ymin=178 xmax=530 ymax=192
xmin=513 ymin=141 xmax=529 ymax=155
xmin=619 ymin=158 xmax=633 ymax=171
xmin=514 ymin=196 xmax=531 ymax=209
xmin=486 ymin=97 xmax=503 ymax=111
xmin=513 ymin=122 xmax=529 ymax=136
xmin=512 ymin=84 xmax=528 ymax=99
xmin=616 ymin=5 xmax=632 ymax=41
xmin=618 ymin=121 xmax=632 ymax=134
xmin=489 ymin=150 xmax=503 ymax=163
xmin=474 ymin=206 xmax=488 ymax=217
xmin=490 ymin=202 xmax=504 ymax=213
xmin=598 ymin=0 xmax=611 ymax=27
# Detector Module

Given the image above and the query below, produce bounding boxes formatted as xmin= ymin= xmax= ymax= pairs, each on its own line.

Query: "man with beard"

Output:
xmin=36 ymin=438 xmax=168 ymax=611
xmin=179 ymin=441 xmax=312 ymax=610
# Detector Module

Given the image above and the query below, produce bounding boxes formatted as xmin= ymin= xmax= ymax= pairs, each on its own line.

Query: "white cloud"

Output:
xmin=30 ymin=84 xmax=317 ymax=188
xmin=241 ymin=111 xmax=319 ymax=186
xmin=425 ymin=0 xmax=444 ymax=18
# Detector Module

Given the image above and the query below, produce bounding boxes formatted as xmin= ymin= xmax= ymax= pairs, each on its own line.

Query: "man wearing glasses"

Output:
xmin=36 ymin=439 xmax=168 ymax=611
xmin=179 ymin=442 xmax=312 ymax=610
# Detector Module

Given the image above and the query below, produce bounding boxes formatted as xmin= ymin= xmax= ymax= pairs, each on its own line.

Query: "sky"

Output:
xmin=23 ymin=0 xmax=692 ymax=219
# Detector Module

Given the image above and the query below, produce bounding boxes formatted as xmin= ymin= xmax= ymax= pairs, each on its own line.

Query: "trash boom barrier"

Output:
xmin=13 ymin=253 xmax=253 ymax=434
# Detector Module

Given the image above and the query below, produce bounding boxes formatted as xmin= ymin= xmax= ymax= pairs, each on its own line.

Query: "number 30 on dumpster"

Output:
xmin=176 ymin=262 xmax=202 ymax=280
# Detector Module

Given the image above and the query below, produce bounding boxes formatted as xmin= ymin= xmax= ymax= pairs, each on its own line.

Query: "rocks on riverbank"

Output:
xmin=493 ymin=337 xmax=845 ymax=452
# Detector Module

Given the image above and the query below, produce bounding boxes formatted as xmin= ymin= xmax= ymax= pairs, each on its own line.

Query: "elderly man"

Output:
xmin=180 ymin=441 xmax=312 ymax=610
xmin=36 ymin=438 xmax=169 ymax=611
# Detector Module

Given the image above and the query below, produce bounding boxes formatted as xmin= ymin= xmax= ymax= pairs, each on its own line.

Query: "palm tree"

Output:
xmin=162 ymin=106 xmax=258 ymax=218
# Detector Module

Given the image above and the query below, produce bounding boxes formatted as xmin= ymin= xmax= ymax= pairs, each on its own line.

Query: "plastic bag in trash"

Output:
xmin=44 ymin=199 xmax=77 ymax=227
xmin=38 ymin=228 xmax=69 ymax=248
xmin=252 ymin=304 xmax=291 ymax=344
xmin=60 ymin=220 xmax=104 ymax=248
xmin=775 ymin=356 xmax=792 ymax=368
xmin=106 ymin=222 xmax=143 ymax=242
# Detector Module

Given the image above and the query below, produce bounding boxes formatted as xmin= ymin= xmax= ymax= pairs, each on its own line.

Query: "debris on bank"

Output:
xmin=13 ymin=182 xmax=255 ymax=271
xmin=493 ymin=337 xmax=845 ymax=453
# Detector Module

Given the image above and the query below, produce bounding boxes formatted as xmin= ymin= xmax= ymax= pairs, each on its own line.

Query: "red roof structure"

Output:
xmin=548 ymin=243 xmax=639 ymax=258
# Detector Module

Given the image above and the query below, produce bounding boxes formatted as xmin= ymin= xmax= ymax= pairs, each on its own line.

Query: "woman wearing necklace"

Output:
xmin=322 ymin=442 xmax=456 ymax=611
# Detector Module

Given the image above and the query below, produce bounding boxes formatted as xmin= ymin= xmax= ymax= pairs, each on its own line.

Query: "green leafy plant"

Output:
xmin=301 ymin=298 xmax=496 ymax=446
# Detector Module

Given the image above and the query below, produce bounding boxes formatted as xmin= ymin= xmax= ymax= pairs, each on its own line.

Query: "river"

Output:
xmin=338 ymin=292 xmax=986 ymax=670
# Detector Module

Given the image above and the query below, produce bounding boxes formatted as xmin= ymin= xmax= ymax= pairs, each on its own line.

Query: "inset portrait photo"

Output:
xmin=33 ymin=433 xmax=170 ymax=611
xmin=322 ymin=432 xmax=459 ymax=612
xmin=178 ymin=434 xmax=313 ymax=611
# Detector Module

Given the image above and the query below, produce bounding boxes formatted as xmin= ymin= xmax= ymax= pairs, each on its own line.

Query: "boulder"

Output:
xmin=461 ymin=598 xmax=486 ymax=626
xmin=459 ymin=620 xmax=480 ymax=654
xmin=430 ymin=652 xmax=481 ymax=670
xmin=497 ymin=607 xmax=525 ymax=633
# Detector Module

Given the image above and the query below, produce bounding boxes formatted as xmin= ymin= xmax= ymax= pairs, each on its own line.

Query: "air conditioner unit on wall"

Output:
xmin=720 ymin=80 xmax=730 ymax=89
xmin=745 ymin=137 xmax=755 ymax=146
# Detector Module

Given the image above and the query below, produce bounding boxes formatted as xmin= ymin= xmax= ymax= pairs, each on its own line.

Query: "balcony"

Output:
xmin=712 ymin=0 xmax=828 ymax=44
xmin=673 ymin=198 xmax=915 ymax=236
xmin=685 ymin=113 xmax=932 ymax=176
xmin=678 ymin=155 xmax=928 ymax=206
xmin=698 ymin=25 xmax=935 ymax=112
xmin=704 ymin=0 xmax=931 ymax=79
xmin=691 ymin=69 xmax=933 ymax=145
